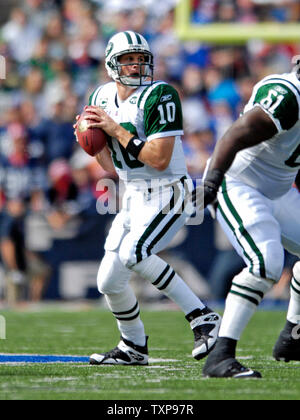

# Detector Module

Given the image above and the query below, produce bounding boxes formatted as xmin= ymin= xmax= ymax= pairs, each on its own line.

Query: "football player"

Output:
xmin=75 ymin=31 xmax=221 ymax=365
xmin=202 ymin=70 xmax=300 ymax=378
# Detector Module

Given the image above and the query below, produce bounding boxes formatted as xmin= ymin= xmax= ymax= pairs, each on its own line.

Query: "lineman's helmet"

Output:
xmin=105 ymin=31 xmax=154 ymax=87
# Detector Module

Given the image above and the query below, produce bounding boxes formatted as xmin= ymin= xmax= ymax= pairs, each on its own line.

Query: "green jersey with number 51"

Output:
xmin=89 ymin=80 xmax=187 ymax=182
xmin=227 ymin=72 xmax=300 ymax=199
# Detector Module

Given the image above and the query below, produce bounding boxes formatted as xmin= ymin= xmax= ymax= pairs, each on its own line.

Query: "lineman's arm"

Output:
xmin=84 ymin=105 xmax=174 ymax=171
xmin=204 ymin=106 xmax=278 ymax=206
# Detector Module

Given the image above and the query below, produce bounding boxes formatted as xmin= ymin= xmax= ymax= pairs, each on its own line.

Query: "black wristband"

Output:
xmin=126 ymin=136 xmax=146 ymax=159
xmin=204 ymin=169 xmax=225 ymax=192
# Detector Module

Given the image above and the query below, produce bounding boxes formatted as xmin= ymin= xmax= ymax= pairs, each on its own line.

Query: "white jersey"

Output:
xmin=89 ymin=81 xmax=187 ymax=183
xmin=227 ymin=72 xmax=300 ymax=199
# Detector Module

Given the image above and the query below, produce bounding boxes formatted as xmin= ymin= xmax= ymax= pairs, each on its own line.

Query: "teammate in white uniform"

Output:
xmin=75 ymin=31 xmax=221 ymax=365
xmin=202 ymin=71 xmax=300 ymax=378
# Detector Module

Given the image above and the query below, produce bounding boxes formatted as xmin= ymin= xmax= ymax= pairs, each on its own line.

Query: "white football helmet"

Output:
xmin=105 ymin=31 xmax=154 ymax=87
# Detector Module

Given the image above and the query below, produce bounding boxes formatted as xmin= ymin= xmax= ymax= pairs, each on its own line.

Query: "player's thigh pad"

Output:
xmin=104 ymin=211 xmax=129 ymax=253
xmin=118 ymin=181 xmax=188 ymax=268
xmin=274 ymin=188 xmax=300 ymax=258
xmin=217 ymin=178 xmax=285 ymax=282
xmin=97 ymin=251 xmax=132 ymax=295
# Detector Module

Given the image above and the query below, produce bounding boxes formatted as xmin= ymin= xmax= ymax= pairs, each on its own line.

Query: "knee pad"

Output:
xmin=97 ymin=251 xmax=131 ymax=295
xmin=231 ymin=268 xmax=275 ymax=306
xmin=293 ymin=261 xmax=300 ymax=281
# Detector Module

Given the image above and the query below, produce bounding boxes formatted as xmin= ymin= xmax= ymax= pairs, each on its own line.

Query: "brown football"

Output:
xmin=75 ymin=110 xmax=108 ymax=156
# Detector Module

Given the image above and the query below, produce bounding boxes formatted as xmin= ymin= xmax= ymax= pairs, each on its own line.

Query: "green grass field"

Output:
xmin=0 ymin=306 xmax=299 ymax=400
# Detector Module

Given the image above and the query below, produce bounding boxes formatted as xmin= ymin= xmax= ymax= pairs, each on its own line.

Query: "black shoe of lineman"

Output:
xmin=273 ymin=320 xmax=300 ymax=362
xmin=203 ymin=357 xmax=262 ymax=379
xmin=89 ymin=336 xmax=149 ymax=365
xmin=186 ymin=307 xmax=221 ymax=360
xmin=202 ymin=338 xmax=262 ymax=378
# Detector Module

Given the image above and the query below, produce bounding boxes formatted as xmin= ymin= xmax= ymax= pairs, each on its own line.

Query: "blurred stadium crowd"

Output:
xmin=0 ymin=0 xmax=299 ymax=305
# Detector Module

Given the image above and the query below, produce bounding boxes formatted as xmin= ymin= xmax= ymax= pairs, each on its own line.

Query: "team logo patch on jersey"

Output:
xmin=100 ymin=99 xmax=108 ymax=109
xmin=160 ymin=94 xmax=173 ymax=102
xmin=129 ymin=96 xmax=137 ymax=104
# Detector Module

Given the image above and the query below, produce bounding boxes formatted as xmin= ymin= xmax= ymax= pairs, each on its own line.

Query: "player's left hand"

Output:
xmin=204 ymin=184 xmax=218 ymax=208
xmin=83 ymin=106 xmax=119 ymax=137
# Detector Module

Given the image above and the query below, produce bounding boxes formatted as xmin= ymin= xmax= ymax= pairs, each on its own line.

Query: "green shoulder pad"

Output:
xmin=254 ymin=82 xmax=299 ymax=130
xmin=143 ymin=84 xmax=183 ymax=138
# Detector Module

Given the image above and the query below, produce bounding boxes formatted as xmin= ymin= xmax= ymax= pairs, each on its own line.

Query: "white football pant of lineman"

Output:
xmin=217 ymin=177 xmax=300 ymax=340
xmin=97 ymin=178 xmax=206 ymax=347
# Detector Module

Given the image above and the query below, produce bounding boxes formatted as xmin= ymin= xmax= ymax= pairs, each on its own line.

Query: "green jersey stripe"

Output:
xmin=232 ymin=282 xmax=264 ymax=299
xmin=230 ymin=290 xmax=260 ymax=306
xmin=91 ymin=86 xmax=103 ymax=106
xmin=124 ymin=31 xmax=133 ymax=44
xmin=217 ymin=202 xmax=254 ymax=274
xmin=89 ymin=86 xmax=101 ymax=105
xmin=222 ymin=179 xmax=266 ymax=278
xmin=137 ymin=81 xmax=162 ymax=109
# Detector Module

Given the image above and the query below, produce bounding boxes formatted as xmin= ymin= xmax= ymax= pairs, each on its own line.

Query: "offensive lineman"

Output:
xmin=75 ymin=31 xmax=221 ymax=365
xmin=202 ymin=69 xmax=300 ymax=378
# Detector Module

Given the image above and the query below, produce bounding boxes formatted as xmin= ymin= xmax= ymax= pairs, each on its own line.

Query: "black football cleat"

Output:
xmin=186 ymin=307 xmax=221 ymax=360
xmin=273 ymin=321 xmax=300 ymax=362
xmin=203 ymin=357 xmax=262 ymax=379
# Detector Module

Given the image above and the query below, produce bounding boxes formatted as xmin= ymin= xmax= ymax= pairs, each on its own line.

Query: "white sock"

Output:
xmin=105 ymin=286 xmax=146 ymax=347
xmin=132 ymin=255 xmax=205 ymax=314
xmin=219 ymin=292 xmax=257 ymax=340
xmin=287 ymin=276 xmax=300 ymax=324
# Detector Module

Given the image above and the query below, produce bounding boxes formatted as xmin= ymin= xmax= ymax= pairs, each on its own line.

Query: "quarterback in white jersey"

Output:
xmin=202 ymin=71 xmax=300 ymax=379
xmin=75 ymin=31 xmax=221 ymax=365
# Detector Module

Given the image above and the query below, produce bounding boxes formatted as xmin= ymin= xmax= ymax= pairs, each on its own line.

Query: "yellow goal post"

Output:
xmin=175 ymin=0 xmax=300 ymax=44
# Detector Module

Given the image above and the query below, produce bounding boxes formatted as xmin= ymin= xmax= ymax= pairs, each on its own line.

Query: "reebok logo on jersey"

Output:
xmin=274 ymin=85 xmax=288 ymax=94
xmin=160 ymin=94 xmax=172 ymax=102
